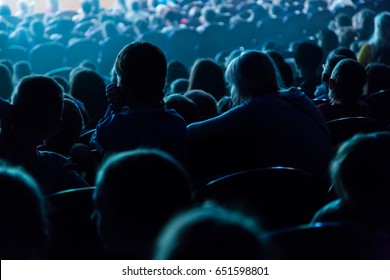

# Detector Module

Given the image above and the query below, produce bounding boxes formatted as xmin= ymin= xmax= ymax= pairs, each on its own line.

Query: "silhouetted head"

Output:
xmin=294 ymin=42 xmax=323 ymax=72
xmin=329 ymin=59 xmax=366 ymax=104
xmin=0 ymin=63 xmax=13 ymax=100
xmin=188 ymin=58 xmax=226 ymax=100
xmin=93 ymin=149 xmax=192 ymax=257
xmin=154 ymin=206 xmax=269 ymax=260
xmin=43 ymin=98 xmax=83 ymax=155
xmin=365 ymin=63 xmax=390 ymax=95
xmin=69 ymin=69 xmax=106 ymax=128
xmin=164 ymin=94 xmax=200 ymax=124
xmin=330 ymin=132 xmax=390 ymax=212
xmin=13 ymin=61 xmax=32 ymax=84
xmin=0 ymin=163 xmax=47 ymax=259
xmin=11 ymin=76 xmax=63 ymax=138
xmin=115 ymin=41 xmax=167 ymax=107
xmin=371 ymin=11 xmax=390 ymax=49
xmin=225 ymin=51 xmax=280 ymax=104
xmin=184 ymin=90 xmax=218 ymax=120
xmin=166 ymin=60 xmax=189 ymax=87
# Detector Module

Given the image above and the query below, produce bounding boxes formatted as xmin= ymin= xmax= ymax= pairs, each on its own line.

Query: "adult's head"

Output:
xmin=364 ymin=63 xmax=390 ymax=95
xmin=330 ymin=132 xmax=390 ymax=212
xmin=0 ymin=63 xmax=13 ymax=100
xmin=371 ymin=11 xmax=390 ymax=49
xmin=294 ymin=41 xmax=323 ymax=74
xmin=11 ymin=75 xmax=63 ymax=139
xmin=329 ymin=59 xmax=366 ymax=104
xmin=115 ymin=41 xmax=167 ymax=107
xmin=0 ymin=164 xmax=47 ymax=259
xmin=225 ymin=51 xmax=280 ymax=104
xmin=93 ymin=148 xmax=192 ymax=257
xmin=188 ymin=58 xmax=226 ymax=101
xmin=154 ymin=206 xmax=268 ymax=260
xmin=68 ymin=69 xmax=106 ymax=129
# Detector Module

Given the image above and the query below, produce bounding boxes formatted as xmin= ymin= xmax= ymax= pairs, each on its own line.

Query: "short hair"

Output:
xmin=365 ymin=63 xmax=390 ymax=95
xmin=0 ymin=164 xmax=47 ymax=259
xmin=225 ymin=51 xmax=280 ymax=100
xmin=184 ymin=90 xmax=218 ymax=119
xmin=330 ymin=59 xmax=366 ymax=103
xmin=164 ymin=94 xmax=200 ymax=124
xmin=294 ymin=42 xmax=323 ymax=71
xmin=330 ymin=132 xmax=390 ymax=211
xmin=115 ymin=41 xmax=167 ymax=102
xmin=154 ymin=206 xmax=268 ymax=260
xmin=94 ymin=149 xmax=192 ymax=253
xmin=11 ymin=76 xmax=63 ymax=134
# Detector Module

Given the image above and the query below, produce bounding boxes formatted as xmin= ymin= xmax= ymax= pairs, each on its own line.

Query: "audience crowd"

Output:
xmin=1 ymin=0 xmax=390 ymax=260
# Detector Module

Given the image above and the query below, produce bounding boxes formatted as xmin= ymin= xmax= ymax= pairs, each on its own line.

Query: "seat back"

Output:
xmin=29 ymin=42 xmax=65 ymax=74
xmin=0 ymin=45 xmax=28 ymax=63
xmin=137 ymin=30 xmax=168 ymax=55
xmin=361 ymin=90 xmax=390 ymax=125
xmin=266 ymin=222 xmax=390 ymax=259
xmin=327 ymin=116 xmax=387 ymax=146
xmin=194 ymin=167 xmax=329 ymax=231
xmin=47 ymin=187 xmax=105 ymax=259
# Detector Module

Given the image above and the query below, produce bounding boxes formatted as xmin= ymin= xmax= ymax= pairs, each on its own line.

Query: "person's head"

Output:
xmin=266 ymin=50 xmax=294 ymax=88
xmin=0 ymin=163 xmax=47 ymax=259
xmin=115 ymin=41 xmax=167 ymax=107
xmin=68 ymin=69 xmax=106 ymax=128
xmin=93 ymin=149 xmax=192 ymax=257
xmin=371 ymin=11 xmax=390 ymax=48
xmin=154 ymin=206 xmax=268 ymax=260
xmin=29 ymin=19 xmax=45 ymax=37
xmin=364 ymin=63 xmax=390 ymax=95
xmin=43 ymin=98 xmax=83 ymax=155
xmin=330 ymin=132 xmax=390 ymax=211
xmin=329 ymin=59 xmax=366 ymax=104
xmin=352 ymin=8 xmax=375 ymax=41
xmin=0 ymin=63 xmax=13 ymax=100
xmin=184 ymin=90 xmax=218 ymax=120
xmin=166 ymin=60 xmax=189 ymax=87
xmin=188 ymin=58 xmax=227 ymax=101
xmin=321 ymin=53 xmax=350 ymax=92
xmin=81 ymin=0 xmax=93 ymax=15
xmin=334 ymin=13 xmax=352 ymax=30
xmin=317 ymin=28 xmax=339 ymax=59
xmin=164 ymin=94 xmax=200 ymax=124
xmin=170 ymin=78 xmax=189 ymax=95
xmin=330 ymin=47 xmax=357 ymax=60
xmin=200 ymin=6 xmax=217 ymax=24
xmin=0 ymin=4 xmax=11 ymax=17
xmin=294 ymin=41 xmax=323 ymax=74
xmin=13 ymin=61 xmax=32 ymax=84
xmin=11 ymin=76 xmax=63 ymax=139
xmin=225 ymin=51 xmax=280 ymax=104
xmin=102 ymin=20 xmax=118 ymax=38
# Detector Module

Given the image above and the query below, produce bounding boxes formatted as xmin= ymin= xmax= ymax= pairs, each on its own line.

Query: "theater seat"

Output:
xmin=266 ymin=222 xmax=390 ymax=259
xmin=194 ymin=167 xmax=329 ymax=231
xmin=326 ymin=116 xmax=386 ymax=146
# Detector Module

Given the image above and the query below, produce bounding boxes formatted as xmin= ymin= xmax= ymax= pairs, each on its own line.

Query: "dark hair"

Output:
xmin=330 ymin=58 xmax=366 ymax=103
xmin=331 ymin=132 xmax=390 ymax=211
xmin=188 ymin=58 xmax=227 ymax=101
xmin=294 ymin=42 xmax=323 ymax=71
xmin=0 ymin=164 xmax=47 ymax=259
xmin=155 ymin=206 xmax=268 ymax=260
xmin=11 ymin=75 xmax=63 ymax=134
xmin=115 ymin=41 xmax=167 ymax=104
xmin=0 ymin=63 xmax=13 ymax=100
